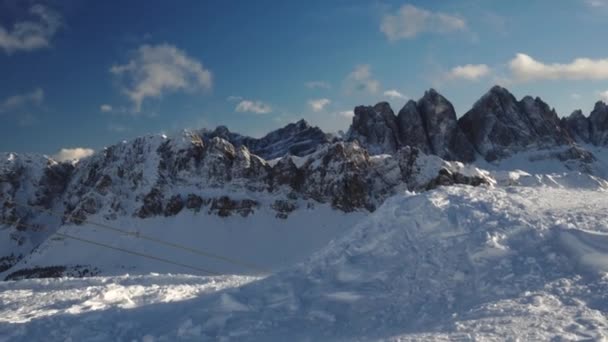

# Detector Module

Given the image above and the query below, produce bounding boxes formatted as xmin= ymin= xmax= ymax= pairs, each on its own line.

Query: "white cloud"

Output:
xmin=345 ymin=64 xmax=380 ymax=94
xmin=600 ymin=90 xmax=608 ymax=101
xmin=585 ymin=0 xmax=608 ymax=7
xmin=308 ymin=98 xmax=331 ymax=112
xmin=380 ymin=4 xmax=466 ymax=41
xmin=446 ymin=64 xmax=491 ymax=81
xmin=336 ymin=110 xmax=354 ymax=118
xmin=100 ymin=104 xmax=113 ymax=112
xmin=0 ymin=5 xmax=62 ymax=54
xmin=110 ymin=43 xmax=212 ymax=112
xmin=0 ymin=88 xmax=44 ymax=112
xmin=571 ymin=93 xmax=582 ymax=100
xmin=509 ymin=53 xmax=608 ymax=82
xmin=383 ymin=89 xmax=407 ymax=100
xmin=305 ymin=81 xmax=331 ymax=89
xmin=235 ymin=100 xmax=272 ymax=114
xmin=52 ymin=148 xmax=95 ymax=162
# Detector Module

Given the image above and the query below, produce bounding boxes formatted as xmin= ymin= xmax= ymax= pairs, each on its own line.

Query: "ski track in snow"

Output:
xmin=1 ymin=184 xmax=608 ymax=341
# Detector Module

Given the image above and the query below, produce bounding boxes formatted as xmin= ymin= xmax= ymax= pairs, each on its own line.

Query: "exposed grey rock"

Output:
xmin=589 ymin=101 xmax=608 ymax=146
xmin=459 ymin=86 xmax=572 ymax=161
xmin=425 ymin=168 xmax=488 ymax=191
xmin=396 ymin=100 xmax=431 ymax=153
xmin=418 ymin=89 xmax=476 ymax=162
xmin=347 ymin=102 xmax=401 ymax=155
xmin=164 ymin=194 xmax=184 ymax=217
xmin=348 ymin=90 xmax=474 ymax=162
xmin=561 ymin=110 xmax=591 ymax=143
xmin=201 ymin=120 xmax=330 ymax=160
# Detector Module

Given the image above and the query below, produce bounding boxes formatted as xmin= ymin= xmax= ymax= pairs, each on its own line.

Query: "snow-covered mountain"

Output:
xmin=2 ymin=85 xmax=608 ymax=340
xmin=0 ymin=132 xmax=486 ymax=279
xmin=3 ymin=85 xmax=608 ymax=281
xmin=199 ymin=119 xmax=331 ymax=160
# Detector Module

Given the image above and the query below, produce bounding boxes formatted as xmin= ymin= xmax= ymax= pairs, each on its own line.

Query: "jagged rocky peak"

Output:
xmin=347 ymin=89 xmax=474 ymax=162
xmin=397 ymin=100 xmax=431 ymax=154
xmin=589 ymin=101 xmax=608 ymax=146
xmin=561 ymin=109 xmax=591 ymax=143
xmin=417 ymin=88 xmax=476 ymax=162
xmin=200 ymin=119 xmax=329 ymax=160
xmin=348 ymin=102 xmax=400 ymax=155
xmin=459 ymin=85 xmax=571 ymax=162
xmin=251 ymin=119 xmax=329 ymax=159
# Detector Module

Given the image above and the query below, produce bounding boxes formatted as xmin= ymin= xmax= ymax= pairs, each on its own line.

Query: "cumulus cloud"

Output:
xmin=383 ymin=89 xmax=407 ymax=100
xmin=446 ymin=64 xmax=491 ymax=81
xmin=308 ymin=98 xmax=331 ymax=112
xmin=380 ymin=4 xmax=466 ymax=41
xmin=509 ymin=53 xmax=608 ymax=81
xmin=235 ymin=100 xmax=272 ymax=114
xmin=110 ymin=43 xmax=212 ymax=112
xmin=0 ymin=88 xmax=44 ymax=112
xmin=600 ymin=90 xmax=608 ymax=101
xmin=0 ymin=5 xmax=62 ymax=54
xmin=305 ymin=81 xmax=331 ymax=89
xmin=345 ymin=64 xmax=380 ymax=94
xmin=100 ymin=104 xmax=113 ymax=112
xmin=52 ymin=148 xmax=95 ymax=162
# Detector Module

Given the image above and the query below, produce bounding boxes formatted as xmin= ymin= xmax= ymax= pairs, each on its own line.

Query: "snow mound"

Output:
xmin=3 ymin=185 xmax=608 ymax=340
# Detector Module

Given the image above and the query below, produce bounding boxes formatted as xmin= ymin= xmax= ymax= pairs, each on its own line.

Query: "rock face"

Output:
xmin=396 ymin=100 xmax=431 ymax=154
xmin=347 ymin=89 xmax=475 ymax=162
xmin=347 ymin=102 xmax=400 ymax=155
xmin=589 ymin=101 xmax=608 ymax=146
xmin=560 ymin=101 xmax=608 ymax=147
xmin=458 ymin=86 xmax=571 ymax=161
xmin=418 ymin=89 xmax=476 ymax=162
xmin=0 ymin=131 xmax=490 ymax=277
xmin=561 ymin=110 xmax=591 ymax=143
xmin=201 ymin=119 xmax=330 ymax=160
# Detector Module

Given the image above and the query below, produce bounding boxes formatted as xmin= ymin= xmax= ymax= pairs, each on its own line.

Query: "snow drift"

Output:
xmin=3 ymin=184 xmax=608 ymax=340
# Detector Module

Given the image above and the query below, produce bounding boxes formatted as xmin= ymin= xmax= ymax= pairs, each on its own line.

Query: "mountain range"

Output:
xmin=1 ymin=85 xmax=608 ymax=280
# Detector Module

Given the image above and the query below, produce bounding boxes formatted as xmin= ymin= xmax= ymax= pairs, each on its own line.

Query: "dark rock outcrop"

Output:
xmin=347 ymin=89 xmax=475 ymax=162
xmin=459 ymin=86 xmax=572 ymax=161
xmin=418 ymin=89 xmax=476 ymax=162
xmin=561 ymin=110 xmax=591 ymax=143
xmin=201 ymin=120 xmax=330 ymax=160
xmin=397 ymin=100 xmax=432 ymax=154
xmin=347 ymin=102 xmax=401 ymax=155
xmin=589 ymin=101 xmax=608 ymax=146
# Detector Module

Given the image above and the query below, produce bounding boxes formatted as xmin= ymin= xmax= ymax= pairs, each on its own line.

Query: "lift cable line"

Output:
xmin=0 ymin=219 xmax=220 ymax=276
xmin=5 ymin=201 xmax=269 ymax=274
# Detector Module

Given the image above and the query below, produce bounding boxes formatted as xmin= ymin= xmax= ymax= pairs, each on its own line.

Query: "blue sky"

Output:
xmin=2 ymin=0 xmax=608 ymax=158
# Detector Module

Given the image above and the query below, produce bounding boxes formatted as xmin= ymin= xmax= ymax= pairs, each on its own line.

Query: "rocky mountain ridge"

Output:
xmin=2 ymin=85 xmax=608 ymax=278
xmin=348 ymin=85 xmax=608 ymax=164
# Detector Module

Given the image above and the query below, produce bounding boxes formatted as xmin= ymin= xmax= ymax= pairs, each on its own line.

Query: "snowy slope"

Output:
xmin=2 ymin=184 xmax=608 ymax=341
xmin=2 ymin=200 xmax=366 ymax=278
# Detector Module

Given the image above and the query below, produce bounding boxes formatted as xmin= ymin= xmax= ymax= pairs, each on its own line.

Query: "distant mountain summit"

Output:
xmin=561 ymin=101 xmax=608 ymax=147
xmin=3 ymin=85 xmax=608 ymax=279
xmin=458 ymin=85 xmax=571 ymax=161
xmin=347 ymin=85 xmax=608 ymax=164
xmin=347 ymin=89 xmax=475 ymax=162
xmin=199 ymin=119 xmax=330 ymax=160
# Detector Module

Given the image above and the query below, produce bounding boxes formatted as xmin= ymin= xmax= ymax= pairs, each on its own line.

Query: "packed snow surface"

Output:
xmin=2 ymin=184 xmax=608 ymax=341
